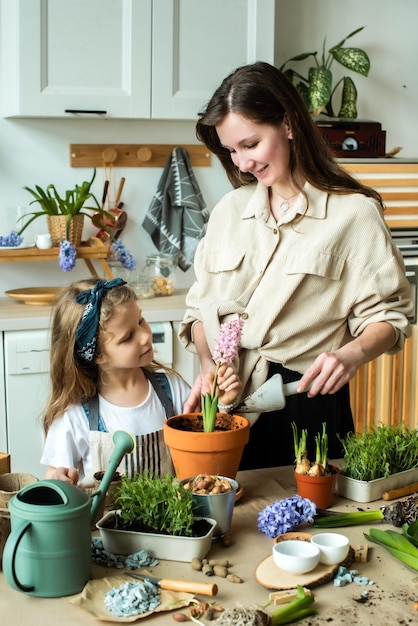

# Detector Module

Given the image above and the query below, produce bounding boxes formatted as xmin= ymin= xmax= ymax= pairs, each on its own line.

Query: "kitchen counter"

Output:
xmin=1 ymin=465 xmax=416 ymax=625
xmin=0 ymin=289 xmax=189 ymax=331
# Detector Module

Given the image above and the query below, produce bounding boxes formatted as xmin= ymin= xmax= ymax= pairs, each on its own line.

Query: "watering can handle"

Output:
xmin=3 ymin=519 xmax=35 ymax=592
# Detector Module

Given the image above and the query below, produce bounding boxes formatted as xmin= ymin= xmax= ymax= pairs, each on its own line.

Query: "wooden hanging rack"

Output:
xmin=70 ymin=144 xmax=211 ymax=168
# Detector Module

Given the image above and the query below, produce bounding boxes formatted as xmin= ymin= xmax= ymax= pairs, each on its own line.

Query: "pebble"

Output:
xmin=104 ymin=580 xmax=160 ymax=617
xmin=91 ymin=537 xmax=158 ymax=569
xmin=333 ymin=566 xmax=374 ymax=587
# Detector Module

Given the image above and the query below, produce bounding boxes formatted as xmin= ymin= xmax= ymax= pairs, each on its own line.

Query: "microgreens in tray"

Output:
xmin=339 ymin=423 xmax=418 ymax=481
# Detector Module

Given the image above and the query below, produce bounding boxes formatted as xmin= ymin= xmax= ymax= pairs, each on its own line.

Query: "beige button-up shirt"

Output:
xmin=178 ymin=182 xmax=412 ymax=403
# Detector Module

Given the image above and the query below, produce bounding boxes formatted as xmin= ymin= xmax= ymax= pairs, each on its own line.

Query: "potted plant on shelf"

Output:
xmin=337 ymin=424 xmax=418 ymax=503
xmin=14 ymin=169 xmax=136 ymax=273
xmin=292 ymin=422 xmax=340 ymax=509
xmin=96 ymin=472 xmax=216 ymax=562
xmin=163 ymin=316 xmax=250 ymax=480
xmin=279 ymin=26 xmax=370 ymax=118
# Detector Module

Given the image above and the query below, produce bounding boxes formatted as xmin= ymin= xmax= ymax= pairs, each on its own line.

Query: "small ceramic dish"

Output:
xmin=311 ymin=532 xmax=350 ymax=565
xmin=272 ymin=539 xmax=320 ymax=575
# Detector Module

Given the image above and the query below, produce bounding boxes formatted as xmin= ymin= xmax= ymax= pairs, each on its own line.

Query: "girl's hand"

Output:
xmin=215 ymin=363 xmax=242 ymax=405
xmin=183 ymin=368 xmax=214 ymax=413
xmin=46 ymin=465 xmax=79 ymax=485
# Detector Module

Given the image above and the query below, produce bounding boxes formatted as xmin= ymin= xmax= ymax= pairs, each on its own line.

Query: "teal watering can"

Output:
xmin=3 ymin=430 xmax=135 ymax=597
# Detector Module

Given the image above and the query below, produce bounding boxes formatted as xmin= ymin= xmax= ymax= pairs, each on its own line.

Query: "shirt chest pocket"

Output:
xmin=203 ymin=249 xmax=246 ymax=273
xmin=285 ymin=249 xmax=345 ymax=281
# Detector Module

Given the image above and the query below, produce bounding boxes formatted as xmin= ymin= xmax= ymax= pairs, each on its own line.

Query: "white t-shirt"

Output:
xmin=41 ymin=372 xmax=190 ymax=484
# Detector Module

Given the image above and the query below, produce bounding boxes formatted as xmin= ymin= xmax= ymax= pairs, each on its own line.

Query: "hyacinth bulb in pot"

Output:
xmin=292 ymin=422 xmax=340 ymax=509
xmin=163 ymin=316 xmax=250 ymax=480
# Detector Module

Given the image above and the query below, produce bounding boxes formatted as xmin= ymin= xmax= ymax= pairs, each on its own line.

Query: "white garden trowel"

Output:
xmin=236 ymin=373 xmax=309 ymax=413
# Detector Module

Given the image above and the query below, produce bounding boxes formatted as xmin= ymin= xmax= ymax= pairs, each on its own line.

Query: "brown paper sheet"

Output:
xmin=69 ymin=575 xmax=195 ymax=622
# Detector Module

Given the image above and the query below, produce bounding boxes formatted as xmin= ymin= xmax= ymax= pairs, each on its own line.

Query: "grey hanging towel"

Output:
xmin=142 ymin=147 xmax=209 ymax=271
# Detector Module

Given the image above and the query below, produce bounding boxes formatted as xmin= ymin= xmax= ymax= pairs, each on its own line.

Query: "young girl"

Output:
xmin=41 ymin=278 xmax=240 ymax=487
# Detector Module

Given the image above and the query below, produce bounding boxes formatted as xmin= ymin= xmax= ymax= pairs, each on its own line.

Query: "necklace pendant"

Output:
xmin=280 ymin=201 xmax=290 ymax=212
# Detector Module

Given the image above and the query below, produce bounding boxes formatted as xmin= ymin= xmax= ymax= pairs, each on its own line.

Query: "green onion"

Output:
xmin=270 ymin=585 xmax=317 ymax=625
xmin=364 ymin=527 xmax=418 ymax=570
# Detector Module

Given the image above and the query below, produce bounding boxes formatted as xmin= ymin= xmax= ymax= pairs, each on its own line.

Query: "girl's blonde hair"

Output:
xmin=43 ymin=278 xmax=166 ymax=433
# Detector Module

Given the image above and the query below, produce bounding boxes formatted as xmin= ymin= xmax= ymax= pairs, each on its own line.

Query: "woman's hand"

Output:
xmin=46 ymin=465 xmax=79 ymax=485
xmin=297 ymin=321 xmax=397 ymax=397
xmin=183 ymin=363 xmax=242 ymax=412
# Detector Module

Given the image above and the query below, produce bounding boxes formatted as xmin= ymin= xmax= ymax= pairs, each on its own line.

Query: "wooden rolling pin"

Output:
xmin=382 ymin=481 xmax=418 ymax=500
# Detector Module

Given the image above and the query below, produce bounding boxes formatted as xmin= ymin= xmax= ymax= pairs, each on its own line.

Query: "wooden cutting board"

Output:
xmin=254 ymin=532 xmax=354 ymax=590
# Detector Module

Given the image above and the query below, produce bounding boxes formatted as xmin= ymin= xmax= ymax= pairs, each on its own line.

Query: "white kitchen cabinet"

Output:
xmin=0 ymin=0 xmax=152 ymax=119
xmin=0 ymin=0 xmax=275 ymax=119
xmin=3 ymin=330 xmax=50 ymax=478
xmin=0 ymin=337 xmax=6 ymax=456
xmin=151 ymin=0 xmax=276 ymax=119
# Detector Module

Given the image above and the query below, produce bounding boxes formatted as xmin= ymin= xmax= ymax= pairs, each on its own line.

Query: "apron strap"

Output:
xmin=83 ymin=369 xmax=175 ymax=432
xmin=143 ymin=369 xmax=175 ymax=418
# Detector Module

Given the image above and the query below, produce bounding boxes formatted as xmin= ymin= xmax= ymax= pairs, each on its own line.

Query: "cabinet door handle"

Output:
xmin=65 ymin=109 xmax=107 ymax=115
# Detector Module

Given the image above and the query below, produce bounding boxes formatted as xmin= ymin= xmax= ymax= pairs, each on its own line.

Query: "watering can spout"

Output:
xmin=236 ymin=373 xmax=308 ymax=414
xmin=90 ymin=430 xmax=135 ymax=523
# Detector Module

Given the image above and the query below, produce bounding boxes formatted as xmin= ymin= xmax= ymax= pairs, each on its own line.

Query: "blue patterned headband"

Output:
xmin=75 ymin=278 xmax=127 ymax=362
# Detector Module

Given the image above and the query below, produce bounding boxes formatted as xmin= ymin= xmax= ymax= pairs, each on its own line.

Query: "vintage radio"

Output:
xmin=314 ymin=117 xmax=386 ymax=158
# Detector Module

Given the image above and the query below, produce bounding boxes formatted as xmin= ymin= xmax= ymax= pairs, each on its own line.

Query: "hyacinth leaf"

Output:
xmin=331 ymin=47 xmax=370 ymax=76
xmin=364 ymin=528 xmax=418 ymax=570
xmin=338 ymin=76 xmax=358 ymax=118
xmin=308 ymin=67 xmax=332 ymax=114
xmin=403 ymin=520 xmax=418 ymax=548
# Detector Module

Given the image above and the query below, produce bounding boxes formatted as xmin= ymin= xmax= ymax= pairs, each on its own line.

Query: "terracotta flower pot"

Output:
xmin=163 ymin=413 xmax=250 ymax=481
xmin=294 ymin=465 xmax=340 ymax=509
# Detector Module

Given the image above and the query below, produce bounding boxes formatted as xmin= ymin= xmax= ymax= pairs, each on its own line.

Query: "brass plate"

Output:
xmin=5 ymin=287 xmax=63 ymax=305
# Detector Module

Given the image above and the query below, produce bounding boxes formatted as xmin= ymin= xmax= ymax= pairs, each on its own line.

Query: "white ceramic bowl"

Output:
xmin=311 ymin=532 xmax=350 ymax=565
xmin=272 ymin=540 xmax=320 ymax=575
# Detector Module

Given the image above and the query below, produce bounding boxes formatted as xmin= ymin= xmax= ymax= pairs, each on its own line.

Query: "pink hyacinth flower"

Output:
xmin=212 ymin=317 xmax=244 ymax=365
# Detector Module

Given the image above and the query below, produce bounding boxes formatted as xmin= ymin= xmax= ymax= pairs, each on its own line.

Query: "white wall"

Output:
xmin=0 ymin=119 xmax=231 ymax=293
xmin=274 ymin=0 xmax=417 ymax=156
xmin=0 ymin=0 xmax=417 ymax=296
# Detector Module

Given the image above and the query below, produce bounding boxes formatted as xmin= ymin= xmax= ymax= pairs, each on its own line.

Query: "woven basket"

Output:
xmin=46 ymin=214 xmax=85 ymax=246
xmin=0 ymin=473 xmax=39 ymax=508
xmin=0 ymin=508 xmax=11 ymax=568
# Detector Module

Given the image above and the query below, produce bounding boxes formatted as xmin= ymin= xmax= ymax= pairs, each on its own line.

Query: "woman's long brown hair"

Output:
xmin=196 ymin=61 xmax=383 ymax=208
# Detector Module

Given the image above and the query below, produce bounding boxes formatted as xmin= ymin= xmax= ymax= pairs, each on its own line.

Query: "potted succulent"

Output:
xmin=163 ymin=316 xmax=250 ymax=480
xmin=292 ymin=422 xmax=340 ymax=509
xmin=337 ymin=424 xmax=418 ymax=503
xmin=279 ymin=26 xmax=370 ymax=118
xmin=96 ymin=472 xmax=216 ymax=562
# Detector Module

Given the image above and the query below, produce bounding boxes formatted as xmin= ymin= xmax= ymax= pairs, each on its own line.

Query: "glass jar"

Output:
xmin=107 ymin=260 xmax=132 ymax=282
xmin=131 ymin=274 xmax=155 ymax=299
xmin=144 ymin=254 xmax=176 ymax=296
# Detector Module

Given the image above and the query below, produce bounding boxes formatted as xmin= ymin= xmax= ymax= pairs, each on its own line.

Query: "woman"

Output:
xmin=178 ymin=61 xmax=412 ymax=469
